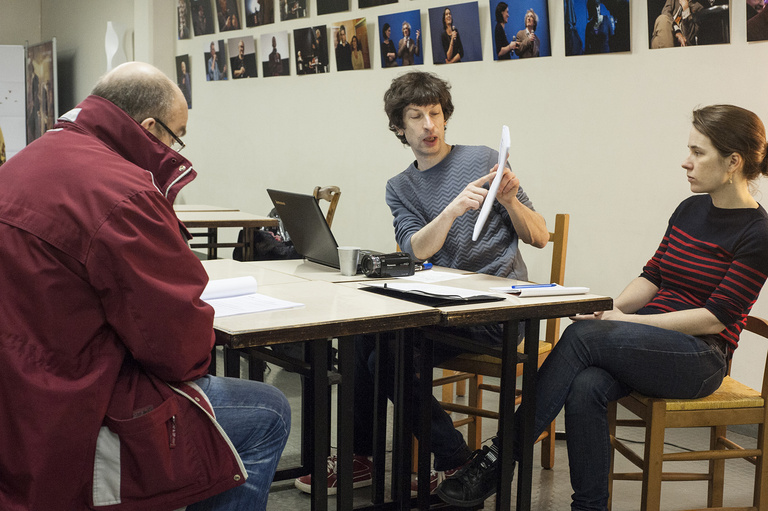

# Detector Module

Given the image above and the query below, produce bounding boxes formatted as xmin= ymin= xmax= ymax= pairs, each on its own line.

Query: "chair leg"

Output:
xmin=441 ymin=369 xmax=456 ymax=407
xmin=607 ymin=400 xmax=618 ymax=511
xmin=467 ymin=374 xmax=483 ymax=450
xmin=540 ymin=419 xmax=556 ymax=469
xmin=708 ymin=425 xmax=726 ymax=508
xmin=641 ymin=400 xmax=666 ymax=511
xmin=755 ymin=422 xmax=768 ymax=510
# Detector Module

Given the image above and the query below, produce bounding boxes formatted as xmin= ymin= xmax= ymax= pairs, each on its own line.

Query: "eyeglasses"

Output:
xmin=154 ymin=118 xmax=185 ymax=152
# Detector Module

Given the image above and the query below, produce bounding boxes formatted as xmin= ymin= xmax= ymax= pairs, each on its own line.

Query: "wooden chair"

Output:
xmin=419 ymin=213 xmax=570 ymax=470
xmin=313 ymin=185 xmax=341 ymax=228
xmin=607 ymin=315 xmax=768 ymax=511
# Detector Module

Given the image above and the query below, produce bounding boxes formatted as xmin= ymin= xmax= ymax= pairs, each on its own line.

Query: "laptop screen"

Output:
xmin=267 ymin=189 xmax=340 ymax=269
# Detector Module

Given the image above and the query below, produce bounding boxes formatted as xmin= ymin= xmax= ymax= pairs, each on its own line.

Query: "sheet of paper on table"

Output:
xmin=201 ymin=276 xmax=304 ymax=317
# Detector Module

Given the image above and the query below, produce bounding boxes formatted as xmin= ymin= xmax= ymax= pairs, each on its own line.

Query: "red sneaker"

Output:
xmin=294 ymin=455 xmax=373 ymax=495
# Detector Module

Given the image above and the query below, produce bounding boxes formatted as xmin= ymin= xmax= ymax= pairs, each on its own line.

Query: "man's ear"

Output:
xmin=140 ymin=118 xmax=156 ymax=131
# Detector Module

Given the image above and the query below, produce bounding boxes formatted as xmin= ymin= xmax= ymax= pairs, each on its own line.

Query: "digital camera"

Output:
xmin=360 ymin=251 xmax=415 ymax=278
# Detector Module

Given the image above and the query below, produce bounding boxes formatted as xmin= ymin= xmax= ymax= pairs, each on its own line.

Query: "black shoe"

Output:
xmin=436 ymin=445 xmax=511 ymax=507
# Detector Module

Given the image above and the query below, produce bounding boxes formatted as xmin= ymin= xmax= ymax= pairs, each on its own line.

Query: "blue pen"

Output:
xmin=509 ymin=283 xmax=556 ymax=289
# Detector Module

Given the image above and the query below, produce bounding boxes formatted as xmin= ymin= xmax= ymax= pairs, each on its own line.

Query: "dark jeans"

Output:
xmin=353 ymin=324 xmax=505 ymax=471
xmin=512 ymin=320 xmax=728 ymax=511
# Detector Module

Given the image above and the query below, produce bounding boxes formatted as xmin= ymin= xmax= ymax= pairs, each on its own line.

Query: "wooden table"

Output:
xmin=205 ymin=261 xmax=441 ymax=511
xmin=173 ymin=204 xmax=239 ymax=212
xmin=176 ymin=210 xmax=279 ymax=260
xmin=414 ymin=273 xmax=613 ymax=511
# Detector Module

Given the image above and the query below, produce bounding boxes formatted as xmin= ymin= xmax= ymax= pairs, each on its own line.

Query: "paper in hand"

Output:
xmin=472 ymin=125 xmax=510 ymax=241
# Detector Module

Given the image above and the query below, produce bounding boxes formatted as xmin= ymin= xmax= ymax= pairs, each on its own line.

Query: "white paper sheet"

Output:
xmin=472 ymin=125 xmax=510 ymax=241
xmin=201 ymin=276 xmax=303 ymax=317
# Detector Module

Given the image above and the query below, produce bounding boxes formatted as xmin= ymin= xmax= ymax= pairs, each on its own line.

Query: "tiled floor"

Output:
xmin=250 ymin=358 xmax=757 ymax=510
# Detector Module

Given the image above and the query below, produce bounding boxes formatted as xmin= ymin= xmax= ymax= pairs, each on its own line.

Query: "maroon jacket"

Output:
xmin=0 ymin=96 xmax=245 ymax=510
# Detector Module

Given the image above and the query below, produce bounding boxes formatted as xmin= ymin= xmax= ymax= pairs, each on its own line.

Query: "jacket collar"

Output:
xmin=55 ymin=95 xmax=196 ymax=204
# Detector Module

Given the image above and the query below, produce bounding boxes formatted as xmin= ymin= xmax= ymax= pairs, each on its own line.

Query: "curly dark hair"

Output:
xmin=383 ymin=71 xmax=454 ymax=146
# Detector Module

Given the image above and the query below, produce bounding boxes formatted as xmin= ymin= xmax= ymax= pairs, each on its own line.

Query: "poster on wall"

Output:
xmin=261 ymin=32 xmax=291 ymax=76
xmin=178 ymin=0 xmax=193 ymax=39
xmin=648 ymin=0 xmax=728 ymax=47
xmin=293 ymin=26 xmax=329 ymax=74
xmin=748 ymin=0 xmax=768 ymax=39
xmin=332 ymin=18 xmax=370 ymax=71
xmin=216 ymin=0 xmax=242 ymax=31
xmin=378 ymin=10 xmax=423 ymax=67
xmin=228 ymin=37 xmax=258 ymax=78
xmin=176 ymin=55 xmax=192 ymax=108
xmin=192 ymin=0 xmax=216 ymax=36
xmin=490 ymin=0 xmax=552 ymax=59
xmin=359 ymin=0 xmax=397 ymax=9
xmin=0 ymin=45 xmax=26 ymax=162
xmin=279 ymin=0 xmax=308 ymax=20
xmin=565 ymin=0 xmax=628 ymax=54
xmin=26 ymin=39 xmax=57 ymax=144
xmin=318 ymin=0 xmax=349 ymax=16
xmin=204 ymin=39 xmax=229 ymax=80
xmin=428 ymin=3 xmax=483 ymax=64
xmin=246 ymin=0 xmax=275 ymax=26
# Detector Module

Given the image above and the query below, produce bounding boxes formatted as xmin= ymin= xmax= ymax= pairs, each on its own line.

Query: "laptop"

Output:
xmin=267 ymin=189 xmax=342 ymax=268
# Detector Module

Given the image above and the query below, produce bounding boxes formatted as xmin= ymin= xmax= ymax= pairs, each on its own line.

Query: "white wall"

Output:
xmin=4 ymin=0 xmax=768 ymax=389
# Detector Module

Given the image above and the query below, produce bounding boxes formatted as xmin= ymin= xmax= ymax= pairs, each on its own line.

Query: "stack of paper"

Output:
xmin=201 ymin=276 xmax=303 ymax=317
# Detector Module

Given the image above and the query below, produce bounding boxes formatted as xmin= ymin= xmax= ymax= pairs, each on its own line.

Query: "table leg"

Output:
xmin=416 ymin=332 xmax=433 ymax=510
xmin=372 ymin=334 xmax=388 ymax=505
xmin=224 ymin=347 xmax=241 ymax=377
xmin=309 ymin=338 xmax=330 ymax=511
xmin=207 ymin=227 xmax=218 ymax=260
xmin=391 ymin=329 xmax=413 ymax=509
xmin=516 ymin=319 xmax=541 ymax=511
xmin=496 ymin=320 xmax=520 ymax=511
xmin=243 ymin=227 xmax=254 ymax=261
xmin=337 ymin=336 xmax=355 ymax=511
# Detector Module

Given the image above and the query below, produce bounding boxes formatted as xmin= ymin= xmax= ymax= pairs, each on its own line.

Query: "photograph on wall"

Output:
xmin=378 ymin=10 xmax=423 ymax=67
xmin=204 ymin=39 xmax=229 ymax=80
xmin=0 ymin=45 xmax=26 ymax=161
xmin=648 ymin=0 xmax=728 ymax=47
xmin=280 ymin=0 xmax=308 ymax=20
xmin=293 ymin=26 xmax=330 ymax=74
xmin=178 ymin=0 xmax=193 ymax=39
xmin=191 ymin=0 xmax=215 ymax=36
xmin=565 ymin=0 xmax=629 ymax=55
xmin=176 ymin=55 xmax=193 ymax=108
xmin=26 ymin=40 xmax=57 ymax=144
xmin=228 ymin=36 xmax=258 ymax=78
xmin=216 ymin=0 xmax=242 ymax=31
xmin=748 ymin=0 xmax=768 ymax=40
xmin=318 ymin=0 xmax=348 ymax=16
xmin=261 ymin=32 xmax=291 ymax=76
xmin=490 ymin=0 xmax=552 ymax=59
xmin=359 ymin=0 xmax=397 ymax=9
xmin=332 ymin=18 xmax=371 ymax=71
xmin=246 ymin=0 xmax=275 ymax=26
xmin=428 ymin=3 xmax=483 ymax=64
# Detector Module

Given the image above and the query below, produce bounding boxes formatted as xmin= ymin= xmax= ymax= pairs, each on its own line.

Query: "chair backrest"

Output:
xmin=313 ymin=185 xmax=341 ymax=228
xmin=544 ymin=213 xmax=570 ymax=344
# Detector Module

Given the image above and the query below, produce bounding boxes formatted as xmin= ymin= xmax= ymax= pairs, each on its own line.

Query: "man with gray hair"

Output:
xmin=0 ymin=61 xmax=289 ymax=511
xmin=397 ymin=20 xmax=421 ymax=65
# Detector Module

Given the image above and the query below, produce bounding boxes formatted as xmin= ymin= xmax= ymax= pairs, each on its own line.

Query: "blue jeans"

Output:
xmin=353 ymin=324 xmax=507 ymax=471
xmin=514 ymin=320 xmax=728 ymax=511
xmin=187 ymin=375 xmax=291 ymax=511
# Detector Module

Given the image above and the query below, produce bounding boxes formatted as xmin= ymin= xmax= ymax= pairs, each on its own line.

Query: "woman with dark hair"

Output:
xmin=438 ymin=104 xmax=768 ymax=510
xmin=350 ymin=35 xmax=364 ymax=70
xmin=381 ymin=22 xmax=398 ymax=67
xmin=494 ymin=2 xmax=518 ymax=59
xmin=441 ymin=8 xmax=464 ymax=63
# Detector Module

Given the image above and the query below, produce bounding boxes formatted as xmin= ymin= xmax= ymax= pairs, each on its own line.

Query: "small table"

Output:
xmin=177 ymin=210 xmax=278 ymax=260
xmin=207 ymin=265 xmax=441 ymax=511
